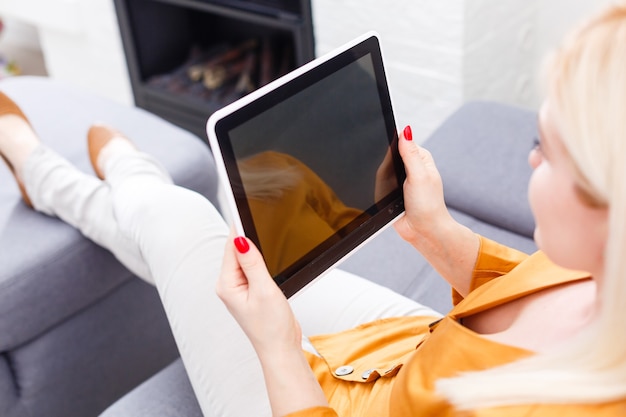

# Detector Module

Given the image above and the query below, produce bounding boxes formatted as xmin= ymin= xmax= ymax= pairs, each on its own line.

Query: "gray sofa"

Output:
xmin=99 ymin=100 xmax=539 ymax=416
xmin=0 ymin=76 xmax=220 ymax=417
xmin=0 ymin=75 xmax=539 ymax=417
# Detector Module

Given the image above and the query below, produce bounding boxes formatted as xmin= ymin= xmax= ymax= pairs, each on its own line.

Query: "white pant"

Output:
xmin=23 ymin=145 xmax=440 ymax=417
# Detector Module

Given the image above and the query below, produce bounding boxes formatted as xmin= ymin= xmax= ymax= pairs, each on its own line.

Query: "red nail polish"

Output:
xmin=403 ymin=125 xmax=413 ymax=141
xmin=234 ymin=237 xmax=250 ymax=254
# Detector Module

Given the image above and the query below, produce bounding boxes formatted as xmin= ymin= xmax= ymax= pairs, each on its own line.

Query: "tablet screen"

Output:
xmin=210 ymin=34 xmax=404 ymax=297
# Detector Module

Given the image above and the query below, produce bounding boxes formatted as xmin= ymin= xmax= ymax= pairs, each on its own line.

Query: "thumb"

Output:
xmin=398 ymin=125 xmax=434 ymax=179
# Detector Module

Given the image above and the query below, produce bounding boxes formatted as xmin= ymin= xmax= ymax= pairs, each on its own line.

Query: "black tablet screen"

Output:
xmin=213 ymin=36 xmax=404 ymax=297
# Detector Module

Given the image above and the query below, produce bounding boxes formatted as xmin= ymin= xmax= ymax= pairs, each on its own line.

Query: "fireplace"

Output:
xmin=113 ymin=0 xmax=315 ymax=140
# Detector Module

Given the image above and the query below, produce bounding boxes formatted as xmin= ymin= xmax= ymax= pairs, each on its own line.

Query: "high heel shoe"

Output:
xmin=0 ymin=91 xmax=33 ymax=208
xmin=87 ymin=124 xmax=135 ymax=180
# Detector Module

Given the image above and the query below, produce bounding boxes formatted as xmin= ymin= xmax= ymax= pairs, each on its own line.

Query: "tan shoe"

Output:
xmin=87 ymin=124 xmax=134 ymax=180
xmin=0 ymin=91 xmax=33 ymax=208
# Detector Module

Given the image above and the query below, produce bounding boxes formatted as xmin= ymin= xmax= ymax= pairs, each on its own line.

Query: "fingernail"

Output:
xmin=234 ymin=236 xmax=250 ymax=254
xmin=403 ymin=125 xmax=412 ymax=141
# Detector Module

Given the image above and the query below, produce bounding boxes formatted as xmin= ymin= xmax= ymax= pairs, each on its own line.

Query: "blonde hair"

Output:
xmin=437 ymin=2 xmax=626 ymax=409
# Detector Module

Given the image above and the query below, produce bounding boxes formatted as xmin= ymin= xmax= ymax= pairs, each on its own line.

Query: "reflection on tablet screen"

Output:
xmin=238 ymin=151 xmax=365 ymax=276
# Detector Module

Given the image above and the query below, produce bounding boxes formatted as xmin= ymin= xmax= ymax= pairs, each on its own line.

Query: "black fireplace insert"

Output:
xmin=114 ymin=0 xmax=315 ymax=140
xmin=205 ymin=0 xmax=301 ymax=17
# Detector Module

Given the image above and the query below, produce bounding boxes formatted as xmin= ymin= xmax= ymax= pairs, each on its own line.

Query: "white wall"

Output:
xmin=312 ymin=0 xmax=616 ymax=141
xmin=0 ymin=0 xmax=616 ymax=141
xmin=0 ymin=15 xmax=48 ymax=77
xmin=0 ymin=18 xmax=40 ymax=49
xmin=0 ymin=0 xmax=133 ymax=104
xmin=312 ymin=0 xmax=468 ymax=141
xmin=532 ymin=0 xmax=613 ymax=102
xmin=537 ymin=0 xmax=613 ymax=51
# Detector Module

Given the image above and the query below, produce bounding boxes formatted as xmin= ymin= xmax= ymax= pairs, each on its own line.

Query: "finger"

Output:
xmin=398 ymin=125 xmax=423 ymax=175
xmin=398 ymin=125 xmax=433 ymax=180
xmin=233 ymin=236 xmax=276 ymax=292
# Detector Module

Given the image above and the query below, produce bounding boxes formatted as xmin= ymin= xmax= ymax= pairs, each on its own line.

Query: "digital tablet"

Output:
xmin=207 ymin=32 xmax=405 ymax=298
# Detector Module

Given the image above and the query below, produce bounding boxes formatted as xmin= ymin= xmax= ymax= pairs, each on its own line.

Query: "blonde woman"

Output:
xmin=1 ymin=2 xmax=625 ymax=416
xmin=220 ymin=2 xmax=626 ymax=415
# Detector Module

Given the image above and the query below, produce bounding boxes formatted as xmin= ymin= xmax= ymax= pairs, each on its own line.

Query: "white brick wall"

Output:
xmin=312 ymin=0 xmax=539 ymax=142
xmin=312 ymin=0 xmax=613 ymax=142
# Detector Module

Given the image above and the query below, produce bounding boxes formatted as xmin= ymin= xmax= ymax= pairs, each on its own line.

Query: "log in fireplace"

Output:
xmin=113 ymin=0 xmax=315 ymax=140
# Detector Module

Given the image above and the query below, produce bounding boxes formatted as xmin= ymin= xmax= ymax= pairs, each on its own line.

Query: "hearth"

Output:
xmin=114 ymin=0 xmax=315 ymax=140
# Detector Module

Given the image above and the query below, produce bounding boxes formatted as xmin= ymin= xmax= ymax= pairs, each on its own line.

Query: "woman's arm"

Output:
xmin=216 ymin=236 xmax=330 ymax=416
xmin=257 ymin=348 xmax=333 ymax=417
xmin=393 ymin=127 xmax=480 ymax=298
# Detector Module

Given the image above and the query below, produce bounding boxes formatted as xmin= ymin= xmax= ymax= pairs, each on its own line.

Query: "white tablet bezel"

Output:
xmin=206 ymin=32 xmax=405 ymax=298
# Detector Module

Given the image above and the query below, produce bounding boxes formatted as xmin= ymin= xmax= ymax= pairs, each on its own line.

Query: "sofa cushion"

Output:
xmin=0 ymin=76 xmax=219 ymax=351
xmin=3 ymin=278 xmax=178 ymax=417
xmin=100 ymin=358 xmax=204 ymax=417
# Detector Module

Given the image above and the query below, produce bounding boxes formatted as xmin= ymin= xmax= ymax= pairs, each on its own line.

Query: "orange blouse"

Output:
xmin=286 ymin=236 xmax=626 ymax=416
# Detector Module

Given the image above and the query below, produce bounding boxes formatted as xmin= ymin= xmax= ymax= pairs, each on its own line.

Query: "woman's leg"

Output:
xmin=22 ymin=145 xmax=154 ymax=281
xmin=291 ymin=268 xmax=442 ymax=340
xmin=101 ymin=149 xmax=272 ymax=417
xmin=15 ymin=125 xmax=271 ymax=415
xmin=0 ymin=107 xmax=155 ymax=282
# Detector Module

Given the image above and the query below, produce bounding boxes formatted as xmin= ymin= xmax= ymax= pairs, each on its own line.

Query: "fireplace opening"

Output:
xmin=114 ymin=0 xmax=315 ymax=140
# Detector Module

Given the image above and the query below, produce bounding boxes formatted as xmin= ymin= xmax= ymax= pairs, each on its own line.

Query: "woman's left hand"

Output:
xmin=216 ymin=234 xmax=302 ymax=357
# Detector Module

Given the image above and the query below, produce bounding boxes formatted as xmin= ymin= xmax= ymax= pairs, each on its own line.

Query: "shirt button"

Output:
xmin=361 ymin=369 xmax=375 ymax=380
xmin=335 ymin=365 xmax=354 ymax=376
